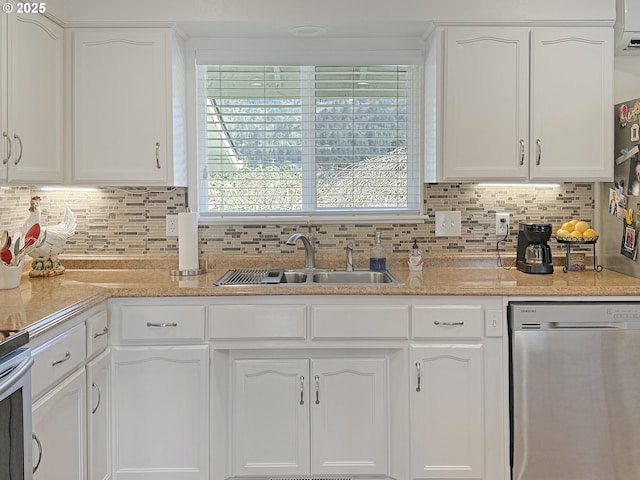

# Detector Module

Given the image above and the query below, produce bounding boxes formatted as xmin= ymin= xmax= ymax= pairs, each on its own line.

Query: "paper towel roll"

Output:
xmin=178 ymin=212 xmax=199 ymax=271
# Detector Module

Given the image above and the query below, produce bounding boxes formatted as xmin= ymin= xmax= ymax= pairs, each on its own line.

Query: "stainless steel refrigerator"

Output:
xmin=596 ymin=97 xmax=640 ymax=275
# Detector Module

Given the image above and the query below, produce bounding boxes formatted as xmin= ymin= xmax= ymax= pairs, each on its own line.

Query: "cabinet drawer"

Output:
xmin=209 ymin=305 xmax=306 ymax=340
xmin=311 ymin=305 xmax=409 ymax=339
xmin=412 ymin=305 xmax=484 ymax=339
xmin=32 ymin=322 xmax=86 ymax=399
xmin=114 ymin=305 xmax=206 ymax=344
xmin=86 ymin=309 xmax=109 ymax=357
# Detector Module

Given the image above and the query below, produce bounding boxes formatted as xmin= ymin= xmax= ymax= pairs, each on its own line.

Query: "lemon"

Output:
xmin=570 ymin=230 xmax=583 ymax=240
xmin=583 ymin=228 xmax=597 ymax=239
xmin=561 ymin=222 xmax=575 ymax=233
xmin=570 ymin=219 xmax=580 ymax=226
xmin=556 ymin=228 xmax=571 ymax=238
xmin=575 ymin=221 xmax=589 ymax=233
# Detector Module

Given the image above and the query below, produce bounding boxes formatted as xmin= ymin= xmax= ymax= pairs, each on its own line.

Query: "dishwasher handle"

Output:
xmin=549 ymin=321 xmax=625 ymax=329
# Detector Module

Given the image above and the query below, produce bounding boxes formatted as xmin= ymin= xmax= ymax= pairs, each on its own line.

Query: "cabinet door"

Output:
xmin=6 ymin=14 xmax=63 ymax=183
xmin=72 ymin=30 xmax=168 ymax=184
xmin=311 ymin=358 xmax=388 ymax=477
xmin=530 ymin=27 xmax=613 ymax=181
xmin=0 ymin=16 xmax=6 ymax=182
xmin=231 ymin=358 xmax=310 ymax=477
xmin=442 ymin=27 xmax=529 ymax=180
xmin=411 ymin=345 xmax=483 ymax=480
xmin=32 ymin=368 xmax=86 ymax=480
xmin=87 ymin=349 xmax=111 ymax=480
xmin=112 ymin=345 xmax=209 ymax=480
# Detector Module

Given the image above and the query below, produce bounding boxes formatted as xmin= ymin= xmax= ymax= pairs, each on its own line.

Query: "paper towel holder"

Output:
xmin=170 ymin=208 xmax=207 ymax=277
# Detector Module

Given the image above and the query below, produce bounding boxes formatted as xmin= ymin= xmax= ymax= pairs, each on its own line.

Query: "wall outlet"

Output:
xmin=166 ymin=215 xmax=179 ymax=237
xmin=435 ymin=211 xmax=462 ymax=237
xmin=496 ymin=213 xmax=510 ymax=237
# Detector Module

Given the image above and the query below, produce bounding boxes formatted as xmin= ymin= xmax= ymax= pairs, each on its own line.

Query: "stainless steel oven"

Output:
xmin=0 ymin=342 xmax=33 ymax=480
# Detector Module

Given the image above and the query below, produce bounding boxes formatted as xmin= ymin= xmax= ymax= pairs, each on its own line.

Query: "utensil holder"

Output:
xmin=0 ymin=260 xmax=24 ymax=289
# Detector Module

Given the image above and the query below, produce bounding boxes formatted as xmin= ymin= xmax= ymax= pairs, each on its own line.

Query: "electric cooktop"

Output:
xmin=0 ymin=329 xmax=29 ymax=361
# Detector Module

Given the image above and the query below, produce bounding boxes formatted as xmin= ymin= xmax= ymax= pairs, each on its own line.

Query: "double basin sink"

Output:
xmin=214 ymin=268 xmax=403 ymax=286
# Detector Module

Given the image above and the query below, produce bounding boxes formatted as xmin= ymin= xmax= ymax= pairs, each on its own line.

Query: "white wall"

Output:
xmin=615 ymin=57 xmax=640 ymax=103
xmin=63 ymin=0 xmax=614 ymax=24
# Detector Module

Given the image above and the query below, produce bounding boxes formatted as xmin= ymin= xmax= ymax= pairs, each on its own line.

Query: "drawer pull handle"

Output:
xmin=93 ymin=326 xmax=108 ymax=339
xmin=32 ymin=433 xmax=42 ymax=474
xmin=146 ymin=322 xmax=178 ymax=328
xmin=299 ymin=376 xmax=305 ymax=405
xmin=519 ymin=138 xmax=525 ymax=166
xmin=92 ymin=382 xmax=101 ymax=414
xmin=51 ymin=352 xmax=71 ymax=366
xmin=155 ymin=141 xmax=161 ymax=169
xmin=314 ymin=375 xmax=320 ymax=405
xmin=434 ymin=320 xmax=464 ymax=326
xmin=416 ymin=362 xmax=421 ymax=392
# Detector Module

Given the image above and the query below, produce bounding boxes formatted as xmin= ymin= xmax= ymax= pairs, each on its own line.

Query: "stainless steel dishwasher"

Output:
xmin=509 ymin=301 xmax=640 ymax=480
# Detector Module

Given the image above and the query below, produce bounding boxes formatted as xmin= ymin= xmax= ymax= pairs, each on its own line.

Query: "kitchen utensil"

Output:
xmin=12 ymin=236 xmax=20 ymax=261
xmin=14 ymin=224 xmax=40 ymax=266
xmin=0 ymin=249 xmax=12 ymax=265
xmin=0 ymin=231 xmax=10 ymax=251
xmin=22 ymin=224 xmax=40 ymax=248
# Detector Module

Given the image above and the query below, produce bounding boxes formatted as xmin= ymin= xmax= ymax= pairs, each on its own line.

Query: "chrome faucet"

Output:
xmin=345 ymin=243 xmax=354 ymax=271
xmin=285 ymin=233 xmax=316 ymax=269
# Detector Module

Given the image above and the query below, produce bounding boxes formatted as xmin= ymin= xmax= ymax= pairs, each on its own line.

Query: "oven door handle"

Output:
xmin=0 ymin=356 xmax=33 ymax=397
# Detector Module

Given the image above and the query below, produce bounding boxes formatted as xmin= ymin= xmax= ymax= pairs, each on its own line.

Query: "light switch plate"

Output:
xmin=435 ymin=211 xmax=462 ymax=237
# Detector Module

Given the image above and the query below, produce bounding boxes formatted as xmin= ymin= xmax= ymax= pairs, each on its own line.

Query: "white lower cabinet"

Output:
xmin=87 ymin=348 xmax=112 ymax=480
xmin=411 ymin=344 xmax=484 ymax=479
xmin=32 ymin=367 xmax=86 ymax=480
xmin=231 ymin=357 xmax=388 ymax=478
xmin=111 ymin=345 xmax=209 ymax=480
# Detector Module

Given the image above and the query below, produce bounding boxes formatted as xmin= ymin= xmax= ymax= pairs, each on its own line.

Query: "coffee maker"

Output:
xmin=516 ymin=223 xmax=554 ymax=274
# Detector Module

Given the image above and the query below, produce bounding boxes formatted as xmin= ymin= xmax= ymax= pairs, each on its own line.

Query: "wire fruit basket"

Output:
xmin=554 ymin=236 xmax=602 ymax=272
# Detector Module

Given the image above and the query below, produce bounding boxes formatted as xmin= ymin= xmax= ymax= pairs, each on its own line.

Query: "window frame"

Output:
xmin=186 ymin=36 xmax=427 ymax=224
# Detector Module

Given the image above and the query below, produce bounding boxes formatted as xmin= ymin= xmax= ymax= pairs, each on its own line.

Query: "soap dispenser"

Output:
xmin=408 ymin=239 xmax=424 ymax=271
xmin=369 ymin=231 xmax=386 ymax=272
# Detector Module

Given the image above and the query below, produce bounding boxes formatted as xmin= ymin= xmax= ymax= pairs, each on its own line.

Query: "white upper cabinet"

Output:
xmin=530 ymin=28 xmax=613 ymax=180
xmin=1 ymin=14 xmax=63 ymax=184
xmin=441 ymin=26 xmax=613 ymax=182
xmin=71 ymin=29 xmax=186 ymax=186
xmin=443 ymin=28 xmax=530 ymax=181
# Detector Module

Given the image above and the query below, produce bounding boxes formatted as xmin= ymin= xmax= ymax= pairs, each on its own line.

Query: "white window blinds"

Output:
xmin=197 ymin=64 xmax=420 ymax=217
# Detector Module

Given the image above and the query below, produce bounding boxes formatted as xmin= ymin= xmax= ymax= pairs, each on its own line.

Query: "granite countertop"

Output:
xmin=3 ymin=253 xmax=640 ymax=338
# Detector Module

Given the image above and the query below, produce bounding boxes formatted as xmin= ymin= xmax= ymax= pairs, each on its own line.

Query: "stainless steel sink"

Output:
xmin=214 ymin=268 xmax=402 ymax=285
xmin=311 ymin=270 xmax=401 ymax=284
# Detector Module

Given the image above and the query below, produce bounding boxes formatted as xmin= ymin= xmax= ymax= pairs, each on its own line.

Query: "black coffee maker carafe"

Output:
xmin=516 ymin=223 xmax=554 ymax=274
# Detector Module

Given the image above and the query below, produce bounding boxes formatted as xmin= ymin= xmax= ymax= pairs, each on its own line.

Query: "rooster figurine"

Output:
xmin=27 ymin=196 xmax=77 ymax=277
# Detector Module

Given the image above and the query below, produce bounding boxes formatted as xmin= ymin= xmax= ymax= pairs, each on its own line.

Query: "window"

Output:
xmin=196 ymin=63 xmax=421 ymax=220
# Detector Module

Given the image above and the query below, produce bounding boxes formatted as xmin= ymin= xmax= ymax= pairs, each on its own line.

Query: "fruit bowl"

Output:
xmin=554 ymin=235 xmax=599 ymax=244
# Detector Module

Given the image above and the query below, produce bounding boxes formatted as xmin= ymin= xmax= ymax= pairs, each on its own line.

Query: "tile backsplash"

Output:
xmin=0 ymin=183 xmax=594 ymax=258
